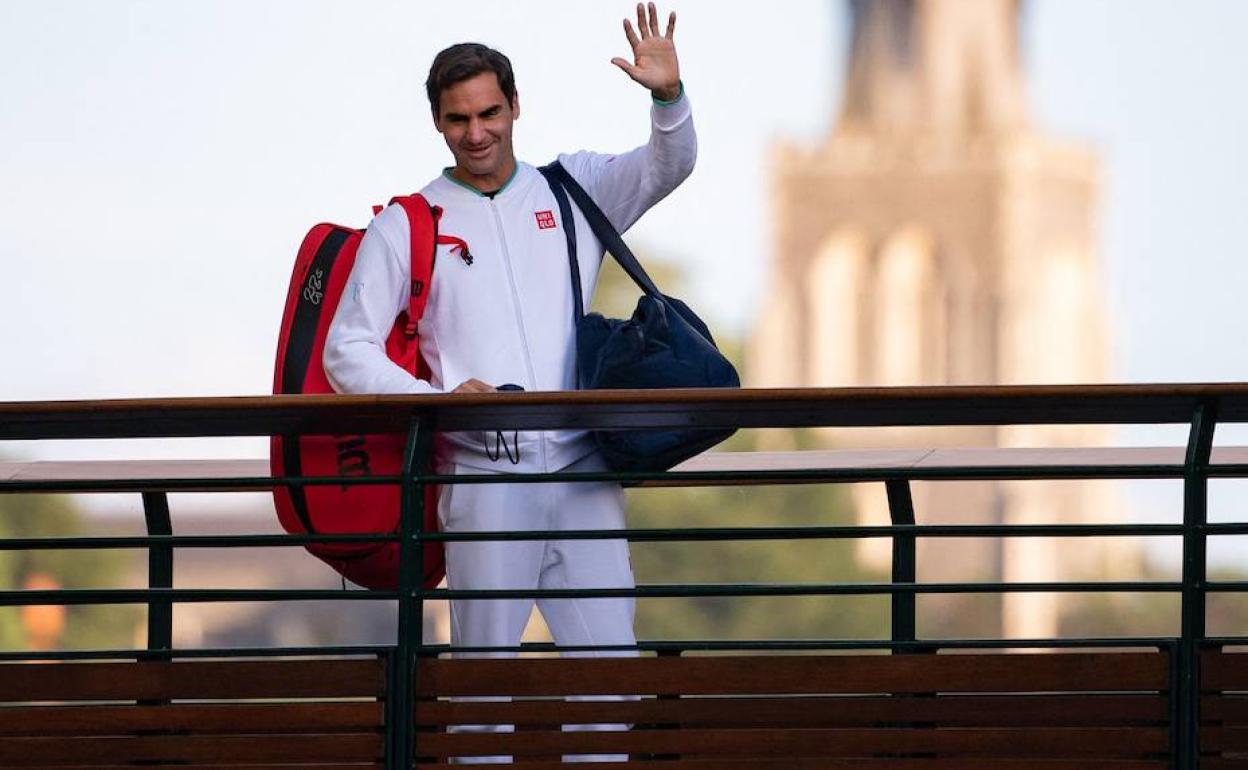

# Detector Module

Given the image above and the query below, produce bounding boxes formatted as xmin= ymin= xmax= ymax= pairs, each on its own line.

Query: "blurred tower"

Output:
xmin=749 ymin=0 xmax=1127 ymax=638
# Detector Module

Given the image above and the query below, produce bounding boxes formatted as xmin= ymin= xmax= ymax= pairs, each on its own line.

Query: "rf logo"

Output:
xmin=302 ymin=268 xmax=325 ymax=305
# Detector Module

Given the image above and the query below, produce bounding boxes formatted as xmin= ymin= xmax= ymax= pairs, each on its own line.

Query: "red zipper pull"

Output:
xmin=437 ymin=235 xmax=473 ymax=266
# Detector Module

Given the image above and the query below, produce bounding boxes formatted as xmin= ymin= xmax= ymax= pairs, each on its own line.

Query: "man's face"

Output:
xmin=434 ymin=71 xmax=519 ymax=190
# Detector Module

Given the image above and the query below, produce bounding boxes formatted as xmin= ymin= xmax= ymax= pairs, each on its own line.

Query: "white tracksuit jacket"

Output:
xmin=324 ymin=95 xmax=697 ymax=473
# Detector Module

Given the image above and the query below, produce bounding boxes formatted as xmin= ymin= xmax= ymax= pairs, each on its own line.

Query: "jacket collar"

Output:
xmin=438 ymin=162 xmax=524 ymax=200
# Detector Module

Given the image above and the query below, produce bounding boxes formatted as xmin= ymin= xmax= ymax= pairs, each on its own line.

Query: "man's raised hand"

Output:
xmin=611 ymin=3 xmax=681 ymax=102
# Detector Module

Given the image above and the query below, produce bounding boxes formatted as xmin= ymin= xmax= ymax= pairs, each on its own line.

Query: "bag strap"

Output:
xmin=387 ymin=194 xmax=440 ymax=339
xmin=539 ymin=165 xmax=586 ymax=320
xmin=539 ymin=161 xmax=664 ymax=299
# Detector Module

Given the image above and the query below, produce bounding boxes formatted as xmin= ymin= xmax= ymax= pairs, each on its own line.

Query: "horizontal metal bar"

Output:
xmin=0 ymin=637 xmax=1188 ymax=663
xmin=427 ymin=637 xmax=1179 ymax=655
xmin=419 ymin=523 xmax=1189 ymax=543
xmin=0 ymin=644 xmax=393 ymax=662
xmin=408 ymin=465 xmax=1197 ymax=484
xmin=0 ymin=533 xmax=399 ymax=550
xmin=0 ymin=474 xmax=406 ymax=494
xmin=0 ymin=580 xmax=1185 ymax=607
xmin=420 ymin=581 xmax=1182 ymax=601
xmin=1205 ymin=523 xmax=1248 ymax=535
xmin=1203 ymin=637 xmax=1248 ymax=647
xmin=1206 ymin=464 xmax=1248 ymax=477
xmin=1206 ymin=581 xmax=1248 ymax=592
xmin=0 ymin=523 xmax=1198 ymax=553
xmin=0 ymin=463 xmax=1226 ymax=496
xmin=0 ymin=588 xmax=396 ymax=606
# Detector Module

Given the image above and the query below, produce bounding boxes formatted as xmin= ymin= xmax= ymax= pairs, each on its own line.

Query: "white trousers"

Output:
xmin=439 ymin=452 xmax=637 ymax=764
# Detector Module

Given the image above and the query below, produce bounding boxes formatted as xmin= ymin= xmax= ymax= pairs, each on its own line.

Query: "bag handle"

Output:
xmin=539 ymin=162 xmax=665 ymax=300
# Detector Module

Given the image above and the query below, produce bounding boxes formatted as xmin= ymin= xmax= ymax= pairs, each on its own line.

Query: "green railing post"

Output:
xmin=1168 ymin=639 xmax=1182 ymax=770
xmin=141 ymin=491 xmax=173 ymax=658
xmin=388 ymin=418 xmax=434 ymax=770
xmin=885 ymin=480 xmax=917 ymax=648
xmin=1179 ymin=399 xmax=1217 ymax=768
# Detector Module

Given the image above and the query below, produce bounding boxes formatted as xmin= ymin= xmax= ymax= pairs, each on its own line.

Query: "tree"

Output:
xmin=0 ymin=492 xmax=139 ymax=651
xmin=628 ymin=478 xmax=889 ymax=643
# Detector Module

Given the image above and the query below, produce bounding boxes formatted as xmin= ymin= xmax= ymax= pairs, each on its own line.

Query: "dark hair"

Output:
xmin=425 ymin=43 xmax=516 ymax=118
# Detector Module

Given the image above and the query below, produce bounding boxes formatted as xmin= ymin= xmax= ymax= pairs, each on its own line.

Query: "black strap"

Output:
xmin=539 ymin=162 xmax=664 ymax=299
xmin=540 ymin=164 xmax=585 ymax=320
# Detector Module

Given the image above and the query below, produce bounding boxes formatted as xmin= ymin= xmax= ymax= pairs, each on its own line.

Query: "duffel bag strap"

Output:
xmin=539 ymin=161 xmax=664 ymax=300
xmin=539 ymin=164 xmax=586 ymax=321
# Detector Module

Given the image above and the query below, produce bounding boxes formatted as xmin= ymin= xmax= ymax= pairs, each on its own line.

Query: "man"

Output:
xmin=324 ymin=6 xmax=693 ymax=757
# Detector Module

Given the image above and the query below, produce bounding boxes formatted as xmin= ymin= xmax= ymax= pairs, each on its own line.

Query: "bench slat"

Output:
xmin=417 ymin=693 xmax=1168 ymax=728
xmin=0 ymin=735 xmax=381 ymax=765
xmin=415 ymin=726 xmax=1170 ymax=759
xmin=1204 ymin=694 xmax=1248 ymax=723
xmin=1202 ymin=649 xmax=1248 ymax=690
xmin=0 ymin=660 xmax=383 ymax=702
xmin=414 ymin=761 xmax=1168 ymax=770
xmin=1201 ymin=725 xmax=1248 ymax=752
xmin=416 ymin=653 xmax=1169 ymax=698
xmin=0 ymin=702 xmax=381 ymax=736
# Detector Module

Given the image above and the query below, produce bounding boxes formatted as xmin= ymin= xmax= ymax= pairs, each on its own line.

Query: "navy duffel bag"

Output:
xmin=540 ymin=162 xmax=739 ymax=473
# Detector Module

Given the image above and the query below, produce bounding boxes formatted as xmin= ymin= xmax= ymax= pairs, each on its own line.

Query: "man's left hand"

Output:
xmin=612 ymin=3 xmax=681 ymax=102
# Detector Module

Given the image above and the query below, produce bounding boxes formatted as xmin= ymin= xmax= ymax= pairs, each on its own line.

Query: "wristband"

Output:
xmin=652 ymin=80 xmax=684 ymax=106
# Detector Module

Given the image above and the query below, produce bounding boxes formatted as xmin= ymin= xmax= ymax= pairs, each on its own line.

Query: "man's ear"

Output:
xmin=511 ymin=92 xmax=520 ymax=121
xmin=432 ymin=108 xmax=443 ymax=133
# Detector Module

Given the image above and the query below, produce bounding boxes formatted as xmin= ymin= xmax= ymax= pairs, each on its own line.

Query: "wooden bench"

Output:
xmin=0 ymin=657 xmax=386 ymax=768
xmin=0 ymin=650 xmax=1193 ymax=768
xmin=414 ymin=650 xmax=1173 ymax=768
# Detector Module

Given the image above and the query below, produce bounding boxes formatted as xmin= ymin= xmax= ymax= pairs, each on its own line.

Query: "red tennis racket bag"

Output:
xmin=271 ymin=195 xmax=445 ymax=590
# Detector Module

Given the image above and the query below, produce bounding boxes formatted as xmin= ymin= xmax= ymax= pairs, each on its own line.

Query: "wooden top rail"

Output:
xmin=1 ymin=382 xmax=1247 ymax=440
xmin=2 ymin=445 xmax=1246 ymax=493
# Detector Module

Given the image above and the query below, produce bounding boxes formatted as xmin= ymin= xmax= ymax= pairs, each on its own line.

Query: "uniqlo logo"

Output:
xmin=535 ymin=210 xmax=557 ymax=230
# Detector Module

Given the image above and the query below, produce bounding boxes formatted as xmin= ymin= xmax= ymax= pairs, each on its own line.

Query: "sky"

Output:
xmin=0 ymin=0 xmax=834 ymax=403
xmin=5 ymin=1 xmax=1248 ymax=398
xmin=3 ymin=1 xmax=1248 ymax=560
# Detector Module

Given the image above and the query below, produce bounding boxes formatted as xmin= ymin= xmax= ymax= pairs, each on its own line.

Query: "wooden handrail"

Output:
xmin=2 ymin=382 xmax=1248 ymax=440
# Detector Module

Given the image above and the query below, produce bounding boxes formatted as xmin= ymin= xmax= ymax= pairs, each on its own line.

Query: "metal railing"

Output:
xmin=3 ymin=383 xmax=1248 ymax=768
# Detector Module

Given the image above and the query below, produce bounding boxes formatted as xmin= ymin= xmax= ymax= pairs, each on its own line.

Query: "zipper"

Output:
xmin=489 ymin=198 xmax=547 ymax=469
xmin=490 ymin=200 xmax=539 ymax=389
